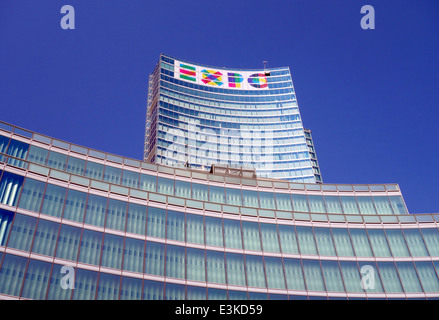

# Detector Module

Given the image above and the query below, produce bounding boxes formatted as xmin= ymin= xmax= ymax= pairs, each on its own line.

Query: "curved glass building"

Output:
xmin=0 ymin=121 xmax=439 ymax=300
xmin=145 ymin=54 xmax=320 ymax=183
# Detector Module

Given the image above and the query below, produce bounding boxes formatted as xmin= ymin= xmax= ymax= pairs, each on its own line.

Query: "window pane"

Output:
xmin=308 ymin=195 xmax=326 ymax=213
xmin=21 ymin=259 xmax=51 ymax=299
xmin=166 ymin=210 xmax=185 ymax=242
xmin=157 ymin=177 xmax=174 ymax=195
xmin=349 ymin=228 xmax=373 ymax=257
xmin=224 ymin=218 xmax=242 ymax=249
xmin=209 ymin=185 xmax=225 ymax=204
xmin=143 ymin=279 xmax=164 ymax=300
xmin=275 ymin=193 xmax=292 ymax=211
xmin=377 ymin=262 xmax=403 ymax=293
xmin=373 ymin=196 xmax=394 ymax=215
xmin=278 ymin=224 xmax=299 ymax=254
xmin=32 ymin=219 xmax=59 ymax=256
xmin=186 ymin=247 xmax=205 ymax=282
xmin=72 ymin=268 xmax=98 ymax=300
xmin=242 ymin=189 xmax=259 ymax=208
xmin=389 ymin=196 xmax=407 ymax=214
xmin=18 ymin=178 xmax=45 ymax=212
xmin=84 ymin=161 xmax=104 ymax=180
xmin=321 ymin=260 xmax=344 ymax=292
xmin=403 ymin=229 xmax=429 ymax=257
xmin=7 ymin=213 xmax=37 ymax=251
xmin=47 ymin=151 xmax=67 ymax=171
xmin=356 ymin=196 xmax=376 ymax=215
xmin=259 ymin=191 xmax=275 ymax=210
xmin=226 ymin=253 xmax=246 ymax=286
xmin=56 ymin=224 xmax=81 ymax=261
xmin=396 ymin=262 xmax=423 ymax=293
xmin=323 ymin=196 xmax=342 ymax=214
xmin=146 ymin=206 xmax=166 ymax=238
xmin=126 ymin=203 xmax=147 ymax=235
xmin=63 ymin=189 xmax=87 ymax=223
xmin=302 ymin=260 xmax=325 ymax=291
xmin=415 ymin=261 xmax=439 ymax=293
xmin=78 ymin=229 xmax=103 ymax=266
xmin=123 ymin=237 xmax=145 ymax=273
xmin=339 ymin=261 xmax=363 ymax=293
xmin=291 ymin=194 xmax=309 ymax=212
xmin=260 ymin=223 xmax=280 ymax=253
xmin=265 ymin=256 xmax=286 ymax=289
xmin=121 ymin=169 xmax=139 ymax=189
xmin=205 ymin=216 xmax=223 ymax=247
xmin=226 ymin=187 xmax=242 ymax=206
xmin=84 ymin=194 xmax=107 ymax=227
xmin=97 ymin=272 xmax=120 ymax=300
xmin=175 ymin=180 xmax=191 ymax=199
xmin=103 ymin=165 xmax=122 ymax=185
xmin=140 ymin=173 xmax=156 ymax=192
xmin=0 ymin=254 xmax=27 ymax=297
xmin=120 ymin=276 xmax=142 ymax=300
xmin=192 ymin=182 xmax=208 ymax=201
xmin=385 ymin=229 xmax=410 ymax=257
xmin=242 ymin=221 xmax=261 ymax=251
xmin=420 ymin=228 xmax=439 ymax=256
xmin=145 ymin=241 xmax=165 ymax=276
xmin=66 ymin=156 xmax=86 ymax=176
xmin=245 ymin=255 xmax=266 ymax=288
xmin=27 ymin=145 xmax=48 ymax=166
xmin=166 ymin=244 xmax=185 ymax=279
xmin=340 ymin=196 xmax=359 ymax=214
xmin=367 ymin=229 xmax=392 ymax=257
xmin=332 ymin=228 xmax=354 ymax=256
xmin=314 ymin=227 xmax=336 ymax=256
xmin=206 ymin=250 xmax=226 ymax=284
xmin=296 ymin=226 xmax=317 ymax=255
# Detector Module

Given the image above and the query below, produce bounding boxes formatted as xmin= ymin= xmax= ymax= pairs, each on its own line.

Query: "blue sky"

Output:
xmin=0 ymin=0 xmax=438 ymax=214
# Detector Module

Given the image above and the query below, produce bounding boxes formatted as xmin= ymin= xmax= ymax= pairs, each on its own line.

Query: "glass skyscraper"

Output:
xmin=144 ymin=54 xmax=319 ymax=183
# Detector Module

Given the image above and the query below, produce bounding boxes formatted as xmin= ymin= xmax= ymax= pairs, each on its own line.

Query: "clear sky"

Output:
xmin=0 ymin=0 xmax=438 ymax=214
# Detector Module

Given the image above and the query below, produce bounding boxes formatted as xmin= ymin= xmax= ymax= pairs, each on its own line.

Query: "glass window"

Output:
xmin=242 ymin=221 xmax=261 ymax=251
xmin=296 ymin=226 xmax=317 ymax=255
xmin=41 ymin=184 xmax=67 ymax=218
xmin=157 ymin=177 xmax=174 ymax=195
xmin=396 ymin=262 xmax=423 ymax=293
xmin=414 ymin=261 xmax=439 ymax=293
xmin=146 ymin=206 xmax=166 ymax=238
xmin=259 ymin=191 xmax=276 ymax=210
xmin=265 ymin=256 xmax=286 ymax=289
xmin=7 ymin=213 xmax=37 ymax=251
xmin=245 ymin=255 xmax=266 ymax=288
xmin=0 ymin=209 xmax=14 ymax=246
xmin=373 ymin=196 xmax=394 ymax=215
xmin=209 ymin=185 xmax=225 ymax=204
xmin=260 ymin=223 xmax=280 ymax=253
xmin=166 ymin=210 xmax=185 ymax=242
xmin=226 ymin=253 xmax=246 ymax=286
xmin=367 ymin=228 xmax=392 ymax=257
xmin=349 ymin=228 xmax=373 ymax=257
xmin=339 ymin=261 xmax=363 ymax=293
xmin=126 ymin=203 xmax=147 ymax=235
xmin=321 ymin=260 xmax=344 ymax=292
xmin=84 ymin=194 xmax=107 ymax=228
xmin=47 ymin=263 xmax=73 ymax=300
xmin=302 ymin=260 xmax=325 ymax=291
xmin=389 ymin=196 xmax=407 ymax=214
xmin=420 ymin=228 xmax=439 ymax=256
xmin=55 ymin=224 xmax=81 ymax=261
xmin=27 ymin=145 xmax=48 ymax=166
xmin=356 ymin=196 xmax=376 ymax=215
xmin=72 ymin=268 xmax=98 ymax=300
xmin=123 ymin=237 xmax=145 ymax=273
xmin=224 ymin=219 xmax=242 ymax=249
xmin=121 ymin=170 xmax=139 ymax=189
xmin=275 ymin=193 xmax=292 ymax=211
xmin=291 ymin=194 xmax=309 ymax=212
xmin=225 ymin=187 xmax=242 ymax=206
xmin=175 ymin=180 xmax=191 ymax=199
xmin=205 ymin=216 xmax=223 ymax=247
xmin=97 ymin=273 xmax=121 ymax=300
xmin=206 ymin=250 xmax=226 ymax=284
xmin=63 ymin=189 xmax=87 ymax=223
xmin=47 ymin=151 xmax=67 ymax=171
xmin=385 ymin=229 xmax=410 ymax=257
xmin=32 ymin=219 xmax=59 ymax=256
xmin=84 ymin=161 xmax=104 ymax=180
xmin=358 ymin=261 xmax=384 ymax=293
xmin=323 ymin=196 xmax=343 ymax=214
xmin=403 ymin=229 xmax=429 ymax=257
xmin=186 ymin=247 xmax=206 ymax=282
xmin=78 ymin=229 xmax=103 ymax=266
xmin=143 ymin=279 xmax=164 ymax=300
xmin=192 ymin=182 xmax=208 ymax=201
xmin=144 ymin=241 xmax=165 ymax=276
xmin=314 ymin=227 xmax=336 ymax=256
xmin=165 ymin=283 xmax=185 ymax=300
xmin=308 ymin=195 xmax=326 ymax=213
xmin=21 ymin=259 xmax=51 ymax=299
xmin=103 ymin=165 xmax=122 ymax=185
xmin=278 ymin=224 xmax=299 ymax=254
xmin=140 ymin=173 xmax=157 ymax=192
xmin=120 ymin=276 xmax=142 ymax=300
xmin=0 ymin=253 xmax=27 ymax=297
xmin=166 ymin=244 xmax=185 ymax=279
xmin=187 ymin=285 xmax=207 ymax=300
xmin=208 ymin=288 xmax=227 ymax=300
xmin=340 ymin=196 xmax=359 ymax=214
xmin=242 ymin=189 xmax=259 ymax=208
xmin=6 ymin=139 xmax=29 ymax=167
xmin=0 ymin=172 xmax=23 ymax=207
xmin=377 ymin=262 xmax=403 ymax=293
xmin=66 ymin=156 xmax=86 ymax=176
xmin=186 ymin=213 xmax=204 ymax=245
xmin=18 ymin=178 xmax=45 ymax=212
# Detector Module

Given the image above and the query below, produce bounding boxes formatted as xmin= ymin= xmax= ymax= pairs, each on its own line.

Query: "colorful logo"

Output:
xmin=248 ymin=73 xmax=268 ymax=88
xmin=201 ymin=69 xmax=223 ymax=86
xmin=227 ymin=72 xmax=244 ymax=88
xmin=179 ymin=63 xmax=196 ymax=82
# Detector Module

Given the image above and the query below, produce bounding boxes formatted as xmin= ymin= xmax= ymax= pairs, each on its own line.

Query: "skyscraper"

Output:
xmin=144 ymin=54 xmax=318 ymax=183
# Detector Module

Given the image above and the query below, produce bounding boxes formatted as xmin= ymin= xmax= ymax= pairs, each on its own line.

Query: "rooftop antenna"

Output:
xmin=263 ymin=61 xmax=270 ymax=76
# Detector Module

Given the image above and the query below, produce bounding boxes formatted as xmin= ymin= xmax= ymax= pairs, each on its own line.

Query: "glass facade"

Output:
xmin=0 ymin=121 xmax=438 ymax=300
xmin=144 ymin=54 xmax=319 ymax=183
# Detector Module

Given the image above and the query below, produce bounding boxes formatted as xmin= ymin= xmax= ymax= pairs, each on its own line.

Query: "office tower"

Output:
xmin=144 ymin=54 xmax=318 ymax=183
